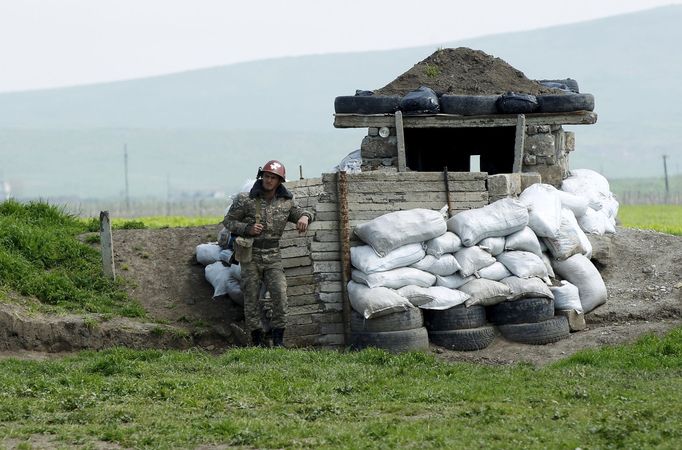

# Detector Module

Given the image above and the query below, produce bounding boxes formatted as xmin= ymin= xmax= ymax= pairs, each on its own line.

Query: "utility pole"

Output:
xmin=124 ymin=144 xmax=131 ymax=212
xmin=663 ymin=154 xmax=670 ymax=203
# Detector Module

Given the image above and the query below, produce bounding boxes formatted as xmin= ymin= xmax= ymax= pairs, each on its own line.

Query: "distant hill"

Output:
xmin=0 ymin=5 xmax=680 ymax=199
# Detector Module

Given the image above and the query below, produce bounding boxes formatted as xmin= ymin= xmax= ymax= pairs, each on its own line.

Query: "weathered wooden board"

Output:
xmin=334 ymin=111 xmax=598 ymax=128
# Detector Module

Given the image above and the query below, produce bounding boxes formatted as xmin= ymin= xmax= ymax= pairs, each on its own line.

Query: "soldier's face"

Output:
xmin=262 ymin=172 xmax=282 ymax=192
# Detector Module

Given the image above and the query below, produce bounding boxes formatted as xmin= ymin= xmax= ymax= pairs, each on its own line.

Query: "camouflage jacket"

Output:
xmin=223 ymin=180 xmax=313 ymax=241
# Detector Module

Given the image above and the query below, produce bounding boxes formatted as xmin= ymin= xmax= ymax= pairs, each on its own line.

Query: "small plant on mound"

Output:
xmin=0 ymin=199 xmax=145 ymax=317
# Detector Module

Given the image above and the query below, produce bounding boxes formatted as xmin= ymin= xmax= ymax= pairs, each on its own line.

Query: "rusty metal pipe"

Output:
xmin=443 ymin=166 xmax=454 ymax=218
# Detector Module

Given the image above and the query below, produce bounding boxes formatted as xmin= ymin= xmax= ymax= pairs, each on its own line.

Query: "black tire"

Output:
xmin=350 ymin=327 xmax=430 ymax=353
xmin=423 ymin=305 xmax=486 ymax=331
xmin=439 ymin=95 xmax=499 ymax=116
xmin=428 ymin=326 xmax=496 ymax=351
xmin=486 ymin=297 xmax=554 ymax=325
xmin=537 ymin=78 xmax=580 ymax=93
xmin=537 ymin=93 xmax=594 ymax=113
xmin=334 ymin=95 xmax=401 ymax=114
xmin=496 ymin=93 xmax=539 ymax=114
xmin=350 ymin=308 xmax=423 ymax=333
xmin=498 ymin=316 xmax=570 ymax=345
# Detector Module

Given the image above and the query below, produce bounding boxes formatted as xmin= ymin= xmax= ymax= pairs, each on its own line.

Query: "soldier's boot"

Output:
xmin=250 ymin=329 xmax=265 ymax=347
xmin=272 ymin=328 xmax=285 ymax=348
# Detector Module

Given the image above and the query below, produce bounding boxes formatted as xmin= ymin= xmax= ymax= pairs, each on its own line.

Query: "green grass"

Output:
xmin=0 ymin=199 xmax=144 ymax=317
xmin=618 ymin=204 xmax=682 ymax=236
xmin=0 ymin=327 xmax=680 ymax=448
xmin=108 ymin=215 xmax=223 ymax=230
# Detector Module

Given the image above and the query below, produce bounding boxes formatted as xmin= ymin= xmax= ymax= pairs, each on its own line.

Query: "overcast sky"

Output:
xmin=0 ymin=0 xmax=678 ymax=93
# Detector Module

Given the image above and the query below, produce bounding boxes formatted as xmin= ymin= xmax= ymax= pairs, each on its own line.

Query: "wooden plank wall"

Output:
xmin=282 ymin=171 xmax=489 ymax=349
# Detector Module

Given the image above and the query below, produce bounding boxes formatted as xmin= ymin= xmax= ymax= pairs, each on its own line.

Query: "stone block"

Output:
xmin=587 ymin=233 xmax=613 ymax=266
xmin=524 ymin=133 xmax=556 ymax=157
xmin=533 ymin=164 xmax=563 ymax=187
xmin=360 ymin=135 xmax=398 ymax=159
xmin=519 ymin=172 xmax=542 ymax=191
xmin=526 ymin=125 xmax=551 ymax=135
xmin=565 ymin=131 xmax=575 ymax=152
xmin=523 ymin=153 xmax=537 ymax=165
xmin=368 ymin=127 xmax=379 ymax=137
xmin=487 ymin=173 xmax=522 ymax=197
xmin=556 ymin=309 xmax=586 ymax=331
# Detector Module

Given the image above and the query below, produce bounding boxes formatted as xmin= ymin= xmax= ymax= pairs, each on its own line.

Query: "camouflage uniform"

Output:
xmin=224 ymin=180 xmax=313 ymax=332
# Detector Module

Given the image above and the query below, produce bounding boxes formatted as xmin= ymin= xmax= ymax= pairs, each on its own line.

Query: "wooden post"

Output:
xmin=395 ymin=111 xmax=407 ymax=172
xmin=336 ymin=171 xmax=352 ymax=345
xmin=100 ymin=211 xmax=116 ymax=280
xmin=513 ymin=114 xmax=526 ymax=173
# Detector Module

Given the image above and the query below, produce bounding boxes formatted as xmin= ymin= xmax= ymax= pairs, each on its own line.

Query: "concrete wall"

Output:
xmin=282 ymin=171 xmax=488 ymax=349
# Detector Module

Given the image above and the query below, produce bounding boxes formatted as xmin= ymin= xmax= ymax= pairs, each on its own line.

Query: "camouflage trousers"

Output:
xmin=240 ymin=249 xmax=288 ymax=332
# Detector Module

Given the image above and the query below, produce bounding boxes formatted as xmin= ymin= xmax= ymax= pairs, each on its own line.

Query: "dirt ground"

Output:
xmin=2 ymin=225 xmax=680 ymax=366
xmin=114 ymin=225 xmax=682 ymax=366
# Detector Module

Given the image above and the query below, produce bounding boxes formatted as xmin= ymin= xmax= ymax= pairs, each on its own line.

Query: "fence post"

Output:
xmin=100 ymin=211 xmax=116 ymax=280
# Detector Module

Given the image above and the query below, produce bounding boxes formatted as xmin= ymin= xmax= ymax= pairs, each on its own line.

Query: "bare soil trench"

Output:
xmin=2 ymin=226 xmax=681 ymax=366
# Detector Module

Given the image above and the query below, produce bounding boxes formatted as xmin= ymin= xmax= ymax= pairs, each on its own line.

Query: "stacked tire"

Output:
xmin=486 ymin=298 xmax=570 ymax=345
xmin=424 ymin=305 xmax=496 ymax=351
xmin=350 ymin=308 xmax=429 ymax=353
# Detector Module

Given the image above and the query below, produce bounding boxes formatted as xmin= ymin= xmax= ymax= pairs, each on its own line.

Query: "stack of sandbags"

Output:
xmin=560 ymin=169 xmax=618 ymax=235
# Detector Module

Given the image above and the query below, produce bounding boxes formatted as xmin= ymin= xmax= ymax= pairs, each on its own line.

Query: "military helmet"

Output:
xmin=261 ymin=160 xmax=286 ymax=180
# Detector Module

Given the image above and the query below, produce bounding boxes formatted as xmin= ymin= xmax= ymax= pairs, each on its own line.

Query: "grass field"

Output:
xmin=0 ymin=328 xmax=681 ymax=449
xmin=0 ymin=200 xmax=144 ymax=317
xmin=617 ymin=204 xmax=682 ymax=236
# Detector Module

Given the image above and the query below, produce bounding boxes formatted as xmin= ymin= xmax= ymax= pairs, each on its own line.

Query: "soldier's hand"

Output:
xmin=296 ymin=216 xmax=309 ymax=233
xmin=249 ymin=223 xmax=264 ymax=236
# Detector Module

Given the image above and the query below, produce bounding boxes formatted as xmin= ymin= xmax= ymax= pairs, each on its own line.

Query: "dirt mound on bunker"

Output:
xmin=374 ymin=47 xmax=561 ymax=96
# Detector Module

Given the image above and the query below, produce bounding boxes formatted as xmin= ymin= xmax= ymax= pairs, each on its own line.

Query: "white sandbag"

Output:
xmin=552 ymin=254 xmax=607 ymax=313
xmin=398 ymin=285 xmax=470 ymax=310
xmin=426 ymin=231 xmax=462 ymax=258
xmin=196 ymin=243 xmax=222 ymax=266
xmin=541 ymin=252 xmax=556 ymax=279
xmin=460 ymin=279 xmax=512 ymax=307
xmin=219 ymin=249 xmax=234 ymax=265
xmin=347 ymin=280 xmax=414 ymax=319
xmin=478 ymin=237 xmax=505 ymax=256
xmin=436 ymin=273 xmax=475 ymax=289
xmin=577 ymin=222 xmax=593 ymax=260
xmin=501 ymin=276 xmax=554 ymax=301
xmin=561 ymin=169 xmax=611 ymax=212
xmin=454 ymin=246 xmax=496 ymax=277
xmin=504 ymin=226 xmax=542 ymax=256
xmin=519 ymin=183 xmax=562 ymax=238
xmin=350 ymin=243 xmax=425 ymax=274
xmin=496 ymin=251 xmax=549 ymax=280
xmin=602 ymin=194 xmax=619 ymax=220
xmin=446 ymin=198 xmax=529 ymax=246
xmin=556 ymin=190 xmax=589 ymax=217
xmin=604 ymin=212 xmax=616 ymax=234
xmin=550 ymin=280 xmax=583 ymax=313
xmin=351 ymin=267 xmax=435 ymax=289
xmin=477 ymin=262 xmax=512 ymax=281
xmin=411 ymin=254 xmax=461 ymax=276
xmin=225 ymin=264 xmax=243 ymax=305
xmin=354 ymin=209 xmax=447 ymax=257
xmin=577 ymin=208 xmax=607 ymax=235
xmin=543 ymin=209 xmax=585 ymax=261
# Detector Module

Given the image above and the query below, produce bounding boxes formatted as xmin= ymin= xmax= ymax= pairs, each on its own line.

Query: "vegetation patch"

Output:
xmin=0 ymin=327 xmax=680 ymax=448
xmin=618 ymin=204 xmax=682 ymax=236
xmin=0 ymin=200 xmax=144 ymax=317
xmin=109 ymin=216 xmax=222 ymax=229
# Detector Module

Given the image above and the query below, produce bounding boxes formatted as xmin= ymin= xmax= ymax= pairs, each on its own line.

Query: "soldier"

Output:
xmin=224 ymin=160 xmax=313 ymax=347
